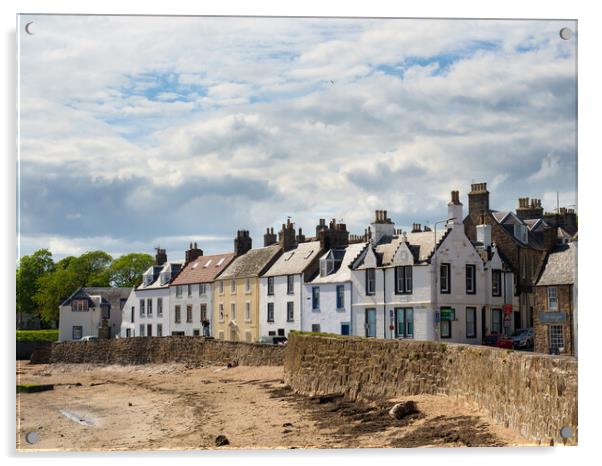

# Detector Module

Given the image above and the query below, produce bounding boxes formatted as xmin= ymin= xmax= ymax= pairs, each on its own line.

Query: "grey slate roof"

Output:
xmin=311 ymin=242 xmax=368 ymax=284
xmin=373 ymin=230 xmax=446 ymax=265
xmin=262 ymin=241 xmax=322 ymax=277
xmin=536 ymin=242 xmax=576 ymax=286
xmin=218 ymin=245 xmax=282 ymax=280
xmin=61 ymin=287 xmax=131 ymax=310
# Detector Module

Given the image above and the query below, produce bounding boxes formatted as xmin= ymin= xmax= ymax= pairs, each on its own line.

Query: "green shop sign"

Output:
xmin=440 ymin=308 xmax=455 ymax=321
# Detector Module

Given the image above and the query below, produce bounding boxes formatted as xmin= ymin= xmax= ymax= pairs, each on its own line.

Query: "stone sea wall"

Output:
xmin=49 ymin=336 xmax=285 ymax=366
xmin=284 ymin=334 xmax=578 ymax=446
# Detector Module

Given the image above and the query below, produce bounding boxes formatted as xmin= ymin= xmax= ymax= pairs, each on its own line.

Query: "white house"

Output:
xmin=302 ymin=242 xmax=367 ymax=335
xmin=169 ymin=246 xmax=235 ymax=337
xmin=120 ymin=248 xmax=183 ymax=338
xmin=349 ymin=192 xmax=514 ymax=344
xmin=259 ymin=239 xmax=322 ymax=340
xmin=59 ymin=287 xmax=130 ymax=341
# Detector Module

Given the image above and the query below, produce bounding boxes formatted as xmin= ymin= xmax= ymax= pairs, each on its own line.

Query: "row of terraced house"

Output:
xmin=58 ymin=182 xmax=577 ymax=355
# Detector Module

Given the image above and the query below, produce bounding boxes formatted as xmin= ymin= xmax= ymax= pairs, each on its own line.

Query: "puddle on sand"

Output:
xmin=59 ymin=409 xmax=96 ymax=426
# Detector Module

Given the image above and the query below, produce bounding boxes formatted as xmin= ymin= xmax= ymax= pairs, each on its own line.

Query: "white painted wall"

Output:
xmin=259 ymin=274 xmax=304 ymax=339
xmin=169 ymin=283 xmax=214 ymax=336
xmin=59 ymin=303 xmax=102 ymax=342
xmin=302 ymin=282 xmax=352 ymax=335
xmin=120 ymin=287 xmax=171 ymax=337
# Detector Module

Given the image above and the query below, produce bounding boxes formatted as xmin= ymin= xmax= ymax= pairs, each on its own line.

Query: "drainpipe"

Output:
xmin=383 ymin=268 xmax=387 ymax=339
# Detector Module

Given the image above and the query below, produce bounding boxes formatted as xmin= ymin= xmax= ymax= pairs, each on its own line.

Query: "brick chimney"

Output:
xmin=543 ymin=225 xmax=559 ymax=251
xmin=296 ymin=227 xmax=306 ymax=244
xmin=278 ymin=218 xmax=297 ymax=252
xmin=155 ymin=247 xmax=167 ymax=266
xmin=516 ymin=197 xmax=544 ymax=220
xmin=411 ymin=223 xmax=422 ymax=233
xmin=185 ymin=242 xmax=203 ymax=263
xmin=316 ymin=218 xmax=349 ymax=250
xmin=263 ymin=227 xmax=277 ymax=247
xmin=234 ymin=230 xmax=252 ymax=256
xmin=468 ymin=182 xmax=490 ymax=217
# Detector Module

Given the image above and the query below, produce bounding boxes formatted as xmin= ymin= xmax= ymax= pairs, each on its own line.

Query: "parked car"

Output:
xmin=80 ymin=335 xmax=98 ymax=341
xmin=510 ymin=328 xmax=534 ymax=349
xmin=483 ymin=333 xmax=513 ymax=349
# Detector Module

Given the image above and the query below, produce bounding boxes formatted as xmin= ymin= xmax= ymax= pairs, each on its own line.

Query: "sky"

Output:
xmin=17 ymin=16 xmax=577 ymax=261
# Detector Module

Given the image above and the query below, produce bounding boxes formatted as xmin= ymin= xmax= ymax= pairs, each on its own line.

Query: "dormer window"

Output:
xmin=319 ymin=256 xmax=336 ymax=277
xmin=514 ymin=224 xmax=528 ymax=243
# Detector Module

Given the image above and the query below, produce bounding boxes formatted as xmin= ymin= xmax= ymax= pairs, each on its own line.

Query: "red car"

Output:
xmin=483 ymin=333 xmax=513 ymax=349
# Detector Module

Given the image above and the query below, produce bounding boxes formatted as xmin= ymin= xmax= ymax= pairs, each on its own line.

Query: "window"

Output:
xmin=287 ymin=302 xmax=294 ymax=322
xmin=312 ymin=286 xmax=320 ymax=311
xmin=440 ymin=263 xmax=451 ymax=293
xmin=245 ymin=302 xmax=251 ymax=321
xmin=193 ymin=329 xmax=200 ymax=336
xmin=72 ymin=326 xmax=83 ymax=340
xmin=157 ymin=324 xmax=163 ymax=337
xmin=186 ymin=305 xmax=193 ymax=323
xmin=491 ymin=309 xmax=502 ymax=334
xmin=231 ymin=279 xmax=236 ymax=294
xmin=188 ymin=284 xmax=192 ymax=297
xmin=126 ymin=328 xmax=131 ymax=338
xmin=131 ymin=306 xmax=135 ymax=323
xmin=147 ymin=324 xmax=152 ymax=337
xmin=466 ymin=307 xmax=477 ymax=338
xmin=492 ymin=270 xmax=502 ymax=297
xmin=218 ymin=331 xmax=224 ymax=340
xmin=395 ymin=266 xmax=413 ymax=294
xmin=199 ymin=283 xmax=206 ymax=295
xmin=336 ymin=285 xmax=345 ymax=310
xmin=140 ymin=299 xmax=145 ymax=316
xmin=267 ymin=303 xmax=274 ymax=322
xmin=287 ymin=275 xmax=295 ymax=294
xmin=139 ymin=324 xmax=145 ymax=337
xmin=230 ymin=303 xmax=236 ymax=320
xmin=147 ymin=298 xmax=153 ymax=316
xmin=157 ymin=298 xmax=163 ymax=317
xmin=245 ymin=278 xmax=251 ymax=293
xmin=219 ymin=281 xmax=224 ymax=294
xmin=176 ymin=286 xmax=182 ymax=298
xmin=440 ymin=320 xmax=451 ymax=339
xmin=267 ymin=277 xmax=274 ymax=295
xmin=175 ymin=305 xmax=181 ymax=323
xmin=218 ymin=303 xmax=224 ymax=322
xmin=395 ymin=308 xmax=414 ymax=338
xmin=547 ymin=287 xmax=558 ymax=309
xmin=549 ymin=325 xmax=565 ymax=350
xmin=366 ymin=268 xmax=376 ymax=295
xmin=311 ymin=324 xmax=321 ymax=333
xmin=200 ymin=303 xmax=207 ymax=321
xmin=72 ymin=299 xmax=88 ymax=311
xmin=341 ymin=322 xmax=350 ymax=336
xmin=465 ymin=265 xmax=476 ymax=294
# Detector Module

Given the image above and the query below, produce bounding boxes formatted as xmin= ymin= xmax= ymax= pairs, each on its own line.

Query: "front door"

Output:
xmin=147 ymin=324 xmax=152 ymax=337
xmin=481 ymin=307 xmax=487 ymax=342
xmin=365 ymin=308 xmax=376 ymax=338
xmin=396 ymin=308 xmax=414 ymax=338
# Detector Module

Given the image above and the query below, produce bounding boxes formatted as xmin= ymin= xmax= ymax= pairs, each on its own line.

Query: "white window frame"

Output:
xmin=547 ymin=287 xmax=558 ymax=310
xmin=157 ymin=297 xmax=163 ymax=317
xmin=312 ymin=286 xmax=320 ymax=311
xmin=287 ymin=275 xmax=295 ymax=294
xmin=218 ymin=303 xmax=224 ymax=322
xmin=245 ymin=301 xmax=251 ymax=322
xmin=267 ymin=302 xmax=274 ymax=322
xmin=245 ymin=278 xmax=251 ymax=293
xmin=230 ymin=303 xmax=236 ymax=321
xmin=366 ymin=268 xmax=376 ymax=295
xmin=174 ymin=305 xmax=181 ymax=323
xmin=466 ymin=264 xmax=476 ymax=294
xmin=231 ymin=279 xmax=236 ymax=294
xmin=147 ymin=298 xmax=153 ymax=316
xmin=287 ymin=301 xmax=294 ymax=322
xmin=549 ymin=325 xmax=565 ymax=350
xmin=466 ymin=307 xmax=477 ymax=338
xmin=267 ymin=277 xmax=274 ymax=295
xmin=186 ymin=304 xmax=193 ymax=323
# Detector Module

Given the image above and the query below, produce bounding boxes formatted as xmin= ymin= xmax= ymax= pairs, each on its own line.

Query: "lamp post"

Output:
xmin=432 ymin=217 xmax=456 ymax=341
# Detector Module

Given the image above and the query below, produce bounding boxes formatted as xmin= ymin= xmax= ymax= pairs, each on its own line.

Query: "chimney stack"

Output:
xmin=155 ymin=247 xmax=167 ymax=266
xmin=185 ymin=242 xmax=204 ymax=263
xmin=316 ymin=217 xmax=349 ymax=250
xmin=234 ymin=230 xmax=252 ymax=256
xmin=263 ymin=227 xmax=277 ymax=247
xmin=296 ymin=227 xmax=306 ymax=244
xmin=468 ymin=182 xmax=490 ymax=218
xmin=448 ymin=190 xmax=463 ymax=225
xmin=411 ymin=223 xmax=422 ymax=233
xmin=278 ymin=218 xmax=297 ymax=252
xmin=516 ymin=197 xmax=544 ymax=220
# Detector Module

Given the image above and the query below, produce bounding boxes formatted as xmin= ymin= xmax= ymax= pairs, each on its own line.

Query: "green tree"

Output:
xmin=33 ymin=250 xmax=113 ymax=324
xmin=109 ymin=253 xmax=155 ymax=288
xmin=16 ymin=249 xmax=55 ymax=325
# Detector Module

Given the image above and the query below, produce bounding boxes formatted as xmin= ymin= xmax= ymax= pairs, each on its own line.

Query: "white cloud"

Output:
xmin=17 ymin=16 xmax=577 ymax=258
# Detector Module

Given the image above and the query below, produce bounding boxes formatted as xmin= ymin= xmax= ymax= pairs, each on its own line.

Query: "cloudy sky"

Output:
xmin=17 ymin=16 xmax=577 ymax=260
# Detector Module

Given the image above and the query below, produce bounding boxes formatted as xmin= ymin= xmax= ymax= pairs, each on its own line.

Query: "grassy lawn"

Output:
xmin=16 ymin=329 xmax=59 ymax=343
xmin=17 ymin=384 xmax=54 ymax=393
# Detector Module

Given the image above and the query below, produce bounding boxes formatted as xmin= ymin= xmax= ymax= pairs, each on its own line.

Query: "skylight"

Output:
xmin=203 ymin=259 xmax=213 ymax=268
xmin=284 ymin=252 xmax=295 ymax=261
xmin=304 ymin=250 xmax=314 ymax=259
xmin=216 ymin=258 xmax=225 ymax=266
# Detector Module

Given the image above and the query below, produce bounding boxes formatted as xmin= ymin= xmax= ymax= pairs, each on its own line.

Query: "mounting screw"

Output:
xmin=559 ymin=28 xmax=573 ymax=40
